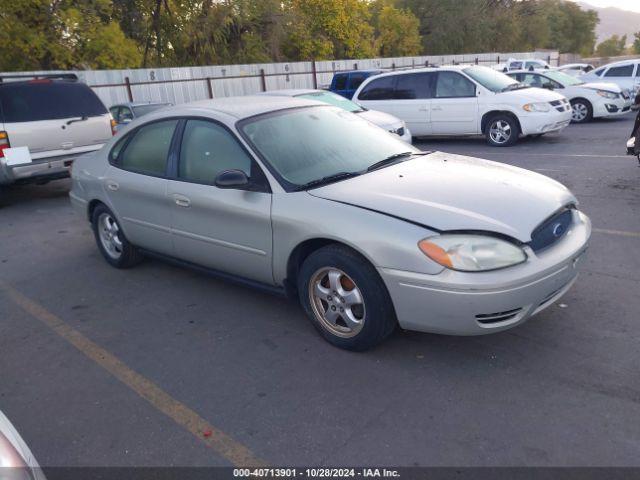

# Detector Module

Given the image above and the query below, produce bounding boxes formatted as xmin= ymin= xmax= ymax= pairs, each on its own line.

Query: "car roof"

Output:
xmin=112 ymin=101 xmax=171 ymax=108
xmin=598 ymin=59 xmax=640 ymax=68
xmin=335 ymin=69 xmax=383 ymax=75
xmin=260 ymin=88 xmax=325 ymax=97
xmin=176 ymin=95 xmax=325 ymax=119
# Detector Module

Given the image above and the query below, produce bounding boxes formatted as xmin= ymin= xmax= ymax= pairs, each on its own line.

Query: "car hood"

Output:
xmin=580 ymin=81 xmax=623 ymax=93
xmin=309 ymin=152 xmax=576 ymax=242
xmin=498 ymin=87 xmax=566 ymax=103
xmin=357 ymin=109 xmax=403 ymax=129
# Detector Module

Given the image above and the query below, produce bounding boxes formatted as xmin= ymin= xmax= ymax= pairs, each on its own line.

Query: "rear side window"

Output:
xmin=118 ymin=120 xmax=178 ymax=176
xmin=334 ymin=74 xmax=348 ymax=90
xmin=0 ymin=81 xmax=107 ymax=123
xmin=358 ymin=76 xmax=395 ymax=100
xmin=435 ymin=72 xmax=476 ymax=98
xmin=178 ymin=120 xmax=252 ymax=184
xmin=394 ymin=72 xmax=435 ymax=99
xmin=605 ymin=65 xmax=634 ymax=77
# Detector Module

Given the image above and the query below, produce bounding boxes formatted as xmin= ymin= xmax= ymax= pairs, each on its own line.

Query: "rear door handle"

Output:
xmin=106 ymin=181 xmax=119 ymax=191
xmin=173 ymin=194 xmax=191 ymax=208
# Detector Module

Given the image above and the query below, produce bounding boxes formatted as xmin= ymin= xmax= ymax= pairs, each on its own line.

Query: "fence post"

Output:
xmin=206 ymin=78 xmax=213 ymax=99
xmin=497 ymin=55 xmax=500 ymax=65
xmin=311 ymin=60 xmax=318 ymax=89
xmin=475 ymin=57 xmax=479 ymax=65
xmin=353 ymin=63 xmax=358 ymax=70
xmin=124 ymin=76 xmax=133 ymax=102
xmin=260 ymin=69 xmax=266 ymax=92
xmin=547 ymin=54 xmax=551 ymax=65
xmin=392 ymin=63 xmax=396 ymax=71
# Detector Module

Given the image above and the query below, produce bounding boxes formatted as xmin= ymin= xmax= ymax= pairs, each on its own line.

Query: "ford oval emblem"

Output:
xmin=552 ymin=223 xmax=565 ymax=237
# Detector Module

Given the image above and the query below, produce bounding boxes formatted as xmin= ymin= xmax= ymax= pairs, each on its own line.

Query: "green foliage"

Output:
xmin=595 ymin=35 xmax=627 ymax=57
xmin=0 ymin=0 xmax=602 ymax=71
xmin=632 ymin=32 xmax=640 ymax=55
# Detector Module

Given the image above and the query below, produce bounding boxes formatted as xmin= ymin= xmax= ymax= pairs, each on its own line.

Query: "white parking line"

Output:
xmin=593 ymin=228 xmax=640 ymax=238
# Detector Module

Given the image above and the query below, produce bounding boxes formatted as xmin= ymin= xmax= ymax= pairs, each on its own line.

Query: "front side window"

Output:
xmin=120 ymin=107 xmax=134 ymax=122
xmin=241 ymin=106 xmax=419 ymax=189
xmin=109 ymin=107 xmax=120 ymax=122
xmin=394 ymin=72 xmax=435 ymax=99
xmin=605 ymin=65 xmax=634 ymax=77
xmin=435 ymin=72 xmax=475 ymax=98
xmin=178 ymin=120 xmax=252 ymax=184
xmin=358 ymin=76 xmax=396 ymax=101
xmin=118 ymin=119 xmax=178 ymax=176
xmin=334 ymin=75 xmax=348 ymax=91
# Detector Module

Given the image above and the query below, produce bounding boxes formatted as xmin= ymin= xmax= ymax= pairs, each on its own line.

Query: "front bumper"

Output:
xmin=593 ymin=97 xmax=632 ymax=118
xmin=518 ymin=109 xmax=572 ymax=135
xmin=379 ymin=210 xmax=591 ymax=336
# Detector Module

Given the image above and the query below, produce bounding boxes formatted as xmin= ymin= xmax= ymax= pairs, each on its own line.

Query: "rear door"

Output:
xmin=0 ymin=81 xmax=112 ymax=160
xmin=104 ymin=119 xmax=178 ymax=256
xmin=389 ymin=72 xmax=434 ymax=136
xmin=430 ymin=71 xmax=479 ymax=135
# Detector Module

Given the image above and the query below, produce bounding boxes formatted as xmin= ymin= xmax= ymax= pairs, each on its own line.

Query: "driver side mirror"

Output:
xmin=215 ymin=169 xmax=250 ymax=189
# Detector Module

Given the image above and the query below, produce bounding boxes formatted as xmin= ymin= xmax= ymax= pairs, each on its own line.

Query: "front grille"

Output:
xmin=476 ymin=307 xmax=523 ymax=325
xmin=529 ymin=208 xmax=573 ymax=252
xmin=550 ymin=99 xmax=570 ymax=112
xmin=623 ymin=106 xmax=630 ymax=112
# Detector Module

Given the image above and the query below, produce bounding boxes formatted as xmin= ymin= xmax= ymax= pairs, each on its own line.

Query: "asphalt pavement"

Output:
xmin=0 ymin=113 xmax=638 ymax=468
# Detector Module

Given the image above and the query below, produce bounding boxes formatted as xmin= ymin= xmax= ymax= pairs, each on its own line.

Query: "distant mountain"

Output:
xmin=576 ymin=2 xmax=640 ymax=45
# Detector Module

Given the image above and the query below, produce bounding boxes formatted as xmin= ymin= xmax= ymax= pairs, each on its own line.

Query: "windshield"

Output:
xmin=241 ymin=106 xmax=420 ymax=189
xmin=543 ymin=70 xmax=584 ymax=86
xmin=296 ymin=91 xmax=364 ymax=113
xmin=463 ymin=66 xmax=519 ymax=93
xmin=132 ymin=104 xmax=170 ymax=117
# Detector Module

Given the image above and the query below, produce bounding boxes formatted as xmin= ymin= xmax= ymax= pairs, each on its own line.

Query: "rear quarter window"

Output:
xmin=0 ymin=81 xmax=107 ymax=123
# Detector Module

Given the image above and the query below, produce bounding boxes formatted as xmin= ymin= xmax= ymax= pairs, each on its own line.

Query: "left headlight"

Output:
xmin=596 ymin=90 xmax=618 ymax=99
xmin=522 ymin=102 xmax=551 ymax=112
xmin=418 ymin=234 xmax=527 ymax=272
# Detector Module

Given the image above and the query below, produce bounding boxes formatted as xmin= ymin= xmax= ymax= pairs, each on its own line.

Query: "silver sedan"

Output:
xmin=70 ymin=96 xmax=591 ymax=350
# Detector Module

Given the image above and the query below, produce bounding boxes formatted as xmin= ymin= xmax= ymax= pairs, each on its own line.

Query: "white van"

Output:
xmin=581 ymin=60 xmax=640 ymax=98
xmin=352 ymin=66 xmax=573 ymax=146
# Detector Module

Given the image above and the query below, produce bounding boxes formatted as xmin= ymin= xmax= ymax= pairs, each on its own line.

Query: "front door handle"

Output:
xmin=173 ymin=194 xmax=191 ymax=208
xmin=106 ymin=181 xmax=119 ymax=191
xmin=432 ymin=106 xmax=443 ymax=111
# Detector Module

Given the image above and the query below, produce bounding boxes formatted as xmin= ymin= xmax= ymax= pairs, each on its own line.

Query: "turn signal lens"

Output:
xmin=0 ymin=131 xmax=9 ymax=158
xmin=110 ymin=119 xmax=118 ymax=136
xmin=418 ymin=235 xmax=527 ymax=272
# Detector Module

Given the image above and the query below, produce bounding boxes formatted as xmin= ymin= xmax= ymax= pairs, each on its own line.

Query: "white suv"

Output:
xmin=0 ymin=74 xmax=114 ymax=188
xmin=352 ymin=66 xmax=572 ymax=147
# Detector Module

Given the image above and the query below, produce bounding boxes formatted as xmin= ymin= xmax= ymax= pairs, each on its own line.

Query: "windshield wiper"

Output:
xmin=295 ymin=171 xmax=362 ymax=191
xmin=501 ymin=83 xmax=530 ymax=92
xmin=366 ymin=151 xmax=431 ymax=172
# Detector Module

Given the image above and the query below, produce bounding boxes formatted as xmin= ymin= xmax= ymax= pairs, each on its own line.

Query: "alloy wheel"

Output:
xmin=489 ymin=120 xmax=512 ymax=144
xmin=98 ymin=212 xmax=123 ymax=260
xmin=308 ymin=267 xmax=366 ymax=338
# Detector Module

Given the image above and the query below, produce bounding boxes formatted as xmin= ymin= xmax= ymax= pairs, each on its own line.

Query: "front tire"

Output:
xmin=298 ymin=245 xmax=396 ymax=351
xmin=570 ymin=99 xmax=593 ymax=123
xmin=91 ymin=204 xmax=142 ymax=268
xmin=485 ymin=114 xmax=520 ymax=147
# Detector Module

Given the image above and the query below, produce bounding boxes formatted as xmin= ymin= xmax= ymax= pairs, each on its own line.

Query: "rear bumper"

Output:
xmin=380 ymin=210 xmax=591 ymax=336
xmin=1 ymin=152 xmax=85 ymax=186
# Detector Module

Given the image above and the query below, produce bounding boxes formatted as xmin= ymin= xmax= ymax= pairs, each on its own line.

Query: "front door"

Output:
xmin=430 ymin=71 xmax=479 ymax=135
xmin=168 ymin=119 xmax=273 ymax=285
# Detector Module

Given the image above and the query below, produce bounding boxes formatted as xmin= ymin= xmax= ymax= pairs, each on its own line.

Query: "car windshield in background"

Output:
xmin=0 ymin=82 xmax=107 ymax=123
xmin=241 ymin=106 xmax=420 ymax=189
xmin=463 ymin=66 xmax=520 ymax=93
xmin=132 ymin=104 xmax=170 ymax=117
xmin=296 ymin=91 xmax=364 ymax=113
xmin=544 ymin=70 xmax=584 ymax=86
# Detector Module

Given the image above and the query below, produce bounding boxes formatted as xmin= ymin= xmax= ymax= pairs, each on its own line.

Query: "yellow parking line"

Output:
xmin=0 ymin=280 xmax=266 ymax=467
xmin=593 ymin=228 xmax=640 ymax=238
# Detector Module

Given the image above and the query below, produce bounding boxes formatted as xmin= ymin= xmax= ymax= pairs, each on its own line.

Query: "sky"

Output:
xmin=570 ymin=0 xmax=640 ymax=13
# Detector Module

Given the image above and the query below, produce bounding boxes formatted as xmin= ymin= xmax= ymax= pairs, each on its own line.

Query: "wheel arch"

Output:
xmin=481 ymin=110 xmax=522 ymax=134
xmin=87 ymin=199 xmax=106 ymax=222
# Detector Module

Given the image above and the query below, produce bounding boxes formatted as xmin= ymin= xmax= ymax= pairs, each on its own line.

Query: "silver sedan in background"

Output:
xmin=70 ymin=96 xmax=590 ymax=350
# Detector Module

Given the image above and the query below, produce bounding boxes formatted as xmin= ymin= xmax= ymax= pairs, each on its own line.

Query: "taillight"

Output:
xmin=0 ymin=131 xmax=9 ymax=158
xmin=110 ymin=119 xmax=117 ymax=136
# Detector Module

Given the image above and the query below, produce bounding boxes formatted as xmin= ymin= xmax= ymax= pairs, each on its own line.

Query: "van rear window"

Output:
xmin=0 ymin=82 xmax=107 ymax=123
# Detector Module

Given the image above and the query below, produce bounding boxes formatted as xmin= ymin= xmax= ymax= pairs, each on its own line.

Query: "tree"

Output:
xmin=371 ymin=2 xmax=421 ymax=57
xmin=633 ymin=32 xmax=640 ymax=54
xmin=595 ymin=34 xmax=627 ymax=57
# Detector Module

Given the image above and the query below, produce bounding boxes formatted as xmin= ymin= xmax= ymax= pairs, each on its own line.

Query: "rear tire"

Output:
xmin=485 ymin=114 xmax=520 ymax=147
xmin=570 ymin=98 xmax=593 ymax=123
xmin=298 ymin=245 xmax=396 ymax=351
xmin=91 ymin=204 xmax=143 ymax=269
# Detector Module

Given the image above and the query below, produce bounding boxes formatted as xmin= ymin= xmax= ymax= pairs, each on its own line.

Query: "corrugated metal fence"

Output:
xmin=2 ymin=50 xmax=559 ymax=108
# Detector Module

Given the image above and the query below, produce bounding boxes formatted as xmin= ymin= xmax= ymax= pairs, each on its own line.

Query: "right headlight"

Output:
xmin=523 ymin=102 xmax=551 ymax=112
xmin=596 ymin=90 xmax=618 ymax=99
xmin=418 ymin=234 xmax=527 ymax=272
